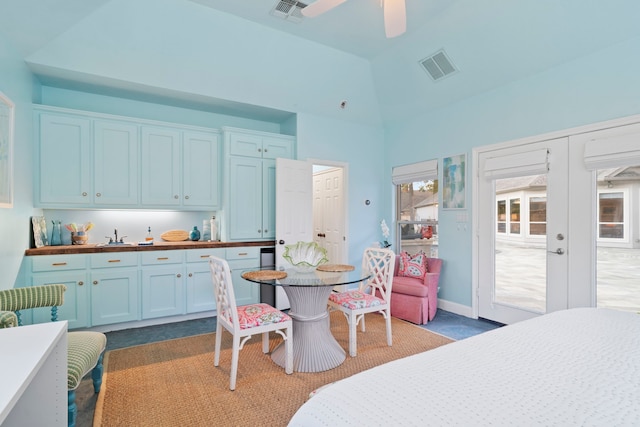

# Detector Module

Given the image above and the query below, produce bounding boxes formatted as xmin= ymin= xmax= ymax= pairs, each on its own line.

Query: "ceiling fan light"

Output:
xmin=383 ymin=0 xmax=406 ymax=38
xmin=301 ymin=0 xmax=348 ymax=17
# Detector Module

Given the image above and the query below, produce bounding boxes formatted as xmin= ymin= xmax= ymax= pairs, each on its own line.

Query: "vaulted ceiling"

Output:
xmin=1 ymin=0 xmax=639 ymax=126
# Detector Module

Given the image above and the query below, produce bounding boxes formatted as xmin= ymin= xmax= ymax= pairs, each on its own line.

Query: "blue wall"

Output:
xmin=0 ymin=34 xmax=38 ymax=288
xmin=384 ymin=35 xmax=640 ymax=306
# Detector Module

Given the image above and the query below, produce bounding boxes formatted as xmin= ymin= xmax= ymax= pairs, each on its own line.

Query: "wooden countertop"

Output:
xmin=25 ymin=240 xmax=275 ymax=256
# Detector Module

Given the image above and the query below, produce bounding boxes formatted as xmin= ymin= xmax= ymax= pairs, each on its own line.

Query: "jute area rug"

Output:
xmin=94 ymin=311 xmax=452 ymax=427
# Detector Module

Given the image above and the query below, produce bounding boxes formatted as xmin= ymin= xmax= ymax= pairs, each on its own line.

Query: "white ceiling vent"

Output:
xmin=271 ymin=0 xmax=308 ymax=23
xmin=419 ymin=50 xmax=458 ymax=81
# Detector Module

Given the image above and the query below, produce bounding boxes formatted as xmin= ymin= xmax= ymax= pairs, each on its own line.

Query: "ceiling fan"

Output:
xmin=301 ymin=0 xmax=407 ymax=39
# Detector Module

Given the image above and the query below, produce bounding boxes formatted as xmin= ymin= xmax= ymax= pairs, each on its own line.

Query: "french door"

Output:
xmin=477 ymin=138 xmax=569 ymax=324
xmin=476 ymin=117 xmax=640 ymax=324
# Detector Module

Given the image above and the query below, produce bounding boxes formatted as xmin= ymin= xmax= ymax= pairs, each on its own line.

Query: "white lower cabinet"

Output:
xmin=90 ymin=252 xmax=139 ymax=326
xmin=225 ymin=247 xmax=260 ymax=306
xmin=141 ymin=251 xmax=185 ymax=320
xmin=30 ymin=254 xmax=89 ymax=329
xmin=25 ymin=246 xmax=266 ymax=329
xmin=185 ymin=248 xmax=225 ymax=313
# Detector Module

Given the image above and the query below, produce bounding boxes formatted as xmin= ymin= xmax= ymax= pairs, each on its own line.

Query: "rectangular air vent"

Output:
xmin=271 ymin=0 xmax=308 ymax=23
xmin=419 ymin=50 xmax=458 ymax=81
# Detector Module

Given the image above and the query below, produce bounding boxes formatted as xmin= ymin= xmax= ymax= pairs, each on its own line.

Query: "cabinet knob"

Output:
xmin=96 ymin=192 xmax=101 ymax=197
xmin=174 ymin=195 xmax=179 ymax=199
xmin=78 ymin=281 xmax=84 ymax=286
xmin=188 ymin=273 xmax=193 ymax=277
xmin=176 ymin=273 xmax=182 ymax=278
xmin=264 ymin=148 xmax=268 ymax=153
xmin=258 ymin=229 xmax=262 ymax=233
xmin=82 ymin=192 xmax=88 ymax=197
xmin=258 ymin=148 xmax=262 ymax=152
xmin=264 ymin=229 xmax=268 ymax=233
xmin=185 ymin=195 xmax=190 ymax=200
xmin=93 ymin=280 xmax=98 ymax=285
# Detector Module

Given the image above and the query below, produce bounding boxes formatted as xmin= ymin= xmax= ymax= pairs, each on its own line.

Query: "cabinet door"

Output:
xmin=185 ymin=264 xmax=216 ymax=313
xmin=228 ymin=132 xmax=262 ymax=157
xmin=227 ymin=260 xmax=260 ymax=306
xmin=32 ymin=272 xmax=90 ymax=329
xmin=39 ymin=114 xmax=91 ymax=205
xmin=141 ymin=266 xmax=185 ymax=319
xmin=228 ymin=156 xmax=263 ymax=240
xmin=262 ymin=135 xmax=293 ymax=159
xmin=183 ymin=131 xmax=221 ymax=208
xmin=93 ymin=120 xmax=139 ymax=206
xmin=185 ymin=248 xmax=225 ymax=313
xmin=141 ymin=126 xmax=181 ymax=206
xmin=91 ymin=269 xmax=139 ymax=326
xmin=262 ymin=159 xmax=277 ymax=239
xmin=226 ymin=247 xmax=260 ymax=306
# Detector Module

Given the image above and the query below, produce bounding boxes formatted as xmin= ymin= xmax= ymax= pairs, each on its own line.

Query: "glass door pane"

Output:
xmin=596 ymin=167 xmax=640 ymax=313
xmin=494 ymin=175 xmax=546 ymax=313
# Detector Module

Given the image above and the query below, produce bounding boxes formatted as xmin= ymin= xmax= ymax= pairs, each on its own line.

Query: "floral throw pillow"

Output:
xmin=399 ymin=251 xmax=428 ymax=280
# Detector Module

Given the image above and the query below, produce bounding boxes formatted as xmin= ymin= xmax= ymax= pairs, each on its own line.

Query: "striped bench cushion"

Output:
xmin=67 ymin=331 xmax=107 ymax=390
xmin=0 ymin=284 xmax=66 ymax=312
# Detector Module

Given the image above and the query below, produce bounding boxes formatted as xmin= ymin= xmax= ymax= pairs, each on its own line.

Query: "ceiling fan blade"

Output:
xmin=384 ymin=0 xmax=406 ymax=38
xmin=301 ymin=0 xmax=348 ymax=18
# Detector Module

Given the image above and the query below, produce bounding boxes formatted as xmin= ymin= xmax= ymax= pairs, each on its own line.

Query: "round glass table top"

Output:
xmin=241 ymin=266 xmax=370 ymax=287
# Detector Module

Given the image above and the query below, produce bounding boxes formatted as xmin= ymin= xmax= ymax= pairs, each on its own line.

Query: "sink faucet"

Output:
xmin=105 ymin=228 xmax=127 ymax=244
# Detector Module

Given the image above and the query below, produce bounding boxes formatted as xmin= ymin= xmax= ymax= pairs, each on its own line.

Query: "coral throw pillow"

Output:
xmin=399 ymin=251 xmax=428 ymax=280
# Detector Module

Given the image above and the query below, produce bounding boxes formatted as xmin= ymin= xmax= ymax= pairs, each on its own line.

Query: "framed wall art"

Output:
xmin=443 ymin=153 xmax=466 ymax=210
xmin=32 ymin=216 xmax=49 ymax=248
xmin=0 ymin=91 xmax=14 ymax=208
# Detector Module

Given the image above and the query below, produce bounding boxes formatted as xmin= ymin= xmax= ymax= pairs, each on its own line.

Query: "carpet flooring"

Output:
xmin=93 ymin=311 xmax=452 ymax=426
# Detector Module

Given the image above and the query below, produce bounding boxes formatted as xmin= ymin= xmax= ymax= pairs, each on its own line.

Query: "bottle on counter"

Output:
xmin=202 ymin=220 xmax=211 ymax=241
xmin=190 ymin=226 xmax=201 ymax=241
xmin=210 ymin=216 xmax=217 ymax=242
xmin=145 ymin=227 xmax=154 ymax=242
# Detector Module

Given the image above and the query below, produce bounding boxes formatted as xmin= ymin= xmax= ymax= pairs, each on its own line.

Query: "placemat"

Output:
xmin=241 ymin=270 xmax=288 ymax=280
xmin=316 ymin=264 xmax=355 ymax=272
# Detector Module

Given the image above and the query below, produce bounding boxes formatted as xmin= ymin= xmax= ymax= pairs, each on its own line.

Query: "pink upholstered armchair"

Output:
xmin=390 ymin=256 xmax=442 ymax=325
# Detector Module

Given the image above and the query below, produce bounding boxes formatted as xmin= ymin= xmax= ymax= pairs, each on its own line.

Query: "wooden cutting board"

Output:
xmin=160 ymin=230 xmax=190 ymax=242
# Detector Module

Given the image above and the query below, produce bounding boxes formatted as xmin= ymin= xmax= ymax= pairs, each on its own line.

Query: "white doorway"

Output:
xmin=313 ymin=165 xmax=347 ymax=264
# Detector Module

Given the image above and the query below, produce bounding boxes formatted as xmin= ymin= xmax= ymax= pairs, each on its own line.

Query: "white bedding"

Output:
xmin=289 ymin=308 xmax=640 ymax=426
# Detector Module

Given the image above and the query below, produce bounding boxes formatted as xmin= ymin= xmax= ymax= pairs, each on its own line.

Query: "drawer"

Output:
xmin=141 ymin=250 xmax=184 ymax=265
xmin=225 ymin=247 xmax=259 ymax=260
xmin=185 ymin=248 xmax=226 ymax=263
xmin=32 ymin=254 xmax=87 ymax=272
xmin=91 ymin=252 xmax=138 ymax=269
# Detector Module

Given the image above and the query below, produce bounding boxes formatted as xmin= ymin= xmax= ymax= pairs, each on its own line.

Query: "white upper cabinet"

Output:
xmin=36 ymin=106 xmax=221 ymax=210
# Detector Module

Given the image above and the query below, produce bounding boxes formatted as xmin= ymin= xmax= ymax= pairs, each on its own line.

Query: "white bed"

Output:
xmin=289 ymin=308 xmax=640 ymax=426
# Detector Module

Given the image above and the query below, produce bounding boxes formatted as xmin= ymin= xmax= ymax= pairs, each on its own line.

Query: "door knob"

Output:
xmin=547 ymin=248 xmax=565 ymax=255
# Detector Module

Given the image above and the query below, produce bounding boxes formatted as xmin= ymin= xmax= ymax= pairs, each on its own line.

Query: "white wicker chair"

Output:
xmin=328 ymin=247 xmax=396 ymax=357
xmin=209 ymin=255 xmax=293 ymax=390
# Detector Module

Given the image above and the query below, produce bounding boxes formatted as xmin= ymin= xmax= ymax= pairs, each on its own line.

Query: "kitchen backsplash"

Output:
xmin=42 ymin=209 xmax=218 ymax=245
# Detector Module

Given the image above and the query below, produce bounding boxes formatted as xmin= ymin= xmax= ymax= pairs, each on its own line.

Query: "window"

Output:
xmin=598 ymin=191 xmax=624 ymax=239
xmin=529 ymin=196 xmax=547 ymax=235
xmin=392 ymin=159 xmax=438 ymax=257
xmin=497 ymin=200 xmax=506 ymax=233
xmin=397 ymin=180 xmax=438 ymax=257
xmin=510 ymin=198 xmax=520 ymax=234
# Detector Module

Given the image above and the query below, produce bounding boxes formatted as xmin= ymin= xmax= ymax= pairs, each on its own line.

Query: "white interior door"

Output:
xmin=276 ymin=158 xmax=313 ymax=265
xmin=275 ymin=158 xmax=313 ymax=309
xmin=313 ymin=167 xmax=346 ymax=264
xmin=477 ymin=138 xmax=569 ymax=324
